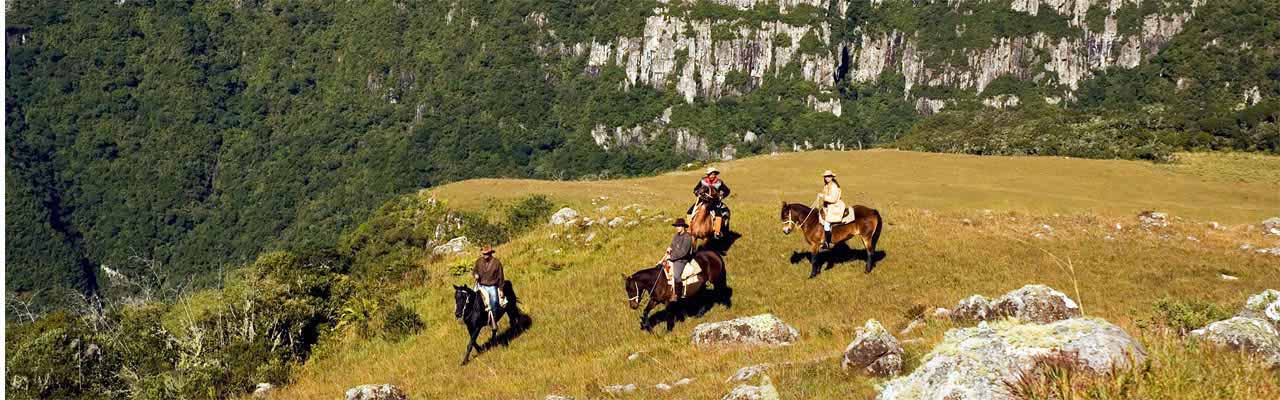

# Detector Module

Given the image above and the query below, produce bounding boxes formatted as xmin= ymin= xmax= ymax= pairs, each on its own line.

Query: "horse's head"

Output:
xmin=622 ymin=274 xmax=642 ymax=310
xmin=453 ymin=285 xmax=472 ymax=319
xmin=780 ymin=202 xmax=799 ymax=235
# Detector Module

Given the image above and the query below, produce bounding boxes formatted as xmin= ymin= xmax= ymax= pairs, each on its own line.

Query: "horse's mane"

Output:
xmin=782 ymin=202 xmax=812 ymax=214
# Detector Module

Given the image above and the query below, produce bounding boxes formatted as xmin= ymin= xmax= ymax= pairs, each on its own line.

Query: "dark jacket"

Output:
xmin=668 ymin=233 xmax=694 ymax=262
xmin=693 ymin=178 xmax=730 ymax=199
xmin=474 ymin=256 xmax=504 ymax=286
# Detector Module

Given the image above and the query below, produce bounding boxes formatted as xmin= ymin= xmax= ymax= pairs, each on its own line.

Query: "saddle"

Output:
xmin=663 ymin=259 xmax=702 ymax=288
xmin=477 ymin=287 xmax=508 ymax=313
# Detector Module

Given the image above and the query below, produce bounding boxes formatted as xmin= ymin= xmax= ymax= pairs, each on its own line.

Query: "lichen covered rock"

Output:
xmin=345 ymin=384 xmax=407 ymax=400
xmin=692 ymin=314 xmax=799 ymax=348
xmin=952 ymin=285 xmax=1080 ymax=324
xmin=842 ymin=319 xmax=904 ymax=376
xmin=1190 ymin=317 xmax=1280 ymax=369
xmin=722 ymin=376 xmax=780 ymax=400
xmin=877 ymin=318 xmax=1145 ymax=400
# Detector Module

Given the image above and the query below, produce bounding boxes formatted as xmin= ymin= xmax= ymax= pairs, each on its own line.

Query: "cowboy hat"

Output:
xmin=671 ymin=218 xmax=689 ymax=227
xmin=822 ymin=170 xmax=836 ymax=177
xmin=705 ymin=167 xmax=720 ymax=175
xmin=481 ymin=245 xmax=495 ymax=254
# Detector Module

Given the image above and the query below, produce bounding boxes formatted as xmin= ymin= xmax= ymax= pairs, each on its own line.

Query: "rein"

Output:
xmin=784 ymin=202 xmax=819 ymax=230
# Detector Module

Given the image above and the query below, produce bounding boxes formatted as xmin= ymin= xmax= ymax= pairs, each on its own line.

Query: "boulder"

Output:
xmin=1240 ymin=289 xmax=1280 ymax=327
xmin=431 ymin=236 xmax=469 ymax=255
xmin=952 ymin=285 xmax=1080 ymax=324
xmin=722 ymin=376 xmax=780 ymax=400
xmin=991 ymin=285 xmax=1082 ymax=324
xmin=692 ymin=314 xmax=799 ymax=348
xmin=951 ymin=295 xmax=994 ymax=323
xmin=877 ymin=318 xmax=1146 ymax=400
xmin=841 ymin=319 xmax=904 ymax=376
xmin=1263 ymin=217 xmax=1280 ymax=236
xmin=345 ymin=384 xmax=407 ymax=400
xmin=1189 ymin=317 xmax=1280 ymax=369
xmin=549 ymin=208 xmax=579 ymax=225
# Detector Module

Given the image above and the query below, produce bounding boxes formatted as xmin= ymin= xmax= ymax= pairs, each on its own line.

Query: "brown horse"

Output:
xmin=622 ymin=250 xmax=729 ymax=331
xmin=687 ymin=190 xmax=722 ymax=249
xmin=780 ymin=202 xmax=883 ymax=277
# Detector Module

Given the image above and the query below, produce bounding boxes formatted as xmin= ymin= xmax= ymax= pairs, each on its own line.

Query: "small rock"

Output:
xmin=627 ymin=352 xmax=644 ymax=362
xmin=1138 ymin=211 xmax=1169 ymax=229
xmin=1258 ymin=247 xmax=1280 ymax=256
xmin=842 ymin=319 xmax=905 ymax=376
xmin=1187 ymin=236 xmax=1199 ymax=242
xmin=673 ymin=378 xmax=693 ymax=386
xmin=1209 ymin=221 xmax=1223 ymax=230
xmin=1104 ymin=235 xmax=1116 ymax=241
xmin=602 ymin=383 xmax=636 ymax=395
xmin=550 ymin=208 xmax=579 ymax=225
xmin=1220 ymin=274 xmax=1240 ymax=281
xmin=625 ymin=221 xmax=639 ymax=227
xmin=932 ymin=308 xmax=952 ymax=319
xmin=345 ymin=384 xmax=407 ymax=400
xmin=727 ymin=364 xmax=771 ymax=383
xmin=961 ymin=218 xmax=973 ymax=226
xmin=692 ymin=314 xmax=799 ymax=348
xmin=654 ymin=383 xmax=672 ymax=391
xmin=432 ymin=236 xmax=469 ymax=255
xmin=252 ymin=383 xmax=275 ymax=398
xmin=545 ymin=396 xmax=574 ymax=400
xmin=597 ymin=206 xmax=611 ymax=213
xmin=1241 ymin=243 xmax=1255 ymax=251
xmin=1262 ymin=217 xmax=1280 ymax=235
xmin=608 ymin=217 xmax=625 ymax=227
xmin=899 ymin=319 xmax=925 ymax=336
xmin=1114 ymin=223 xmax=1123 ymax=230
xmin=585 ymin=233 xmax=596 ymax=242
xmin=722 ymin=376 xmax=780 ymax=400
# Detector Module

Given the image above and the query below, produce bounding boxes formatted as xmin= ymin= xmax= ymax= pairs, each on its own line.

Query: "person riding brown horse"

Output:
xmin=780 ymin=200 xmax=883 ymax=277
xmin=687 ymin=167 xmax=730 ymax=240
xmin=623 ymin=250 xmax=728 ymax=331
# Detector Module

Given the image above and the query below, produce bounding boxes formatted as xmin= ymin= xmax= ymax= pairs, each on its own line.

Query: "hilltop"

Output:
xmin=271 ymin=150 xmax=1280 ymax=399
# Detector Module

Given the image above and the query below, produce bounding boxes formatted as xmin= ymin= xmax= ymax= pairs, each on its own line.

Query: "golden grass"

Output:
xmin=272 ymin=151 xmax=1280 ymax=399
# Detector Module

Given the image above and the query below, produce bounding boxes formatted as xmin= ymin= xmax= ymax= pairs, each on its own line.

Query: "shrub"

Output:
xmin=1148 ymin=297 xmax=1231 ymax=334
xmin=383 ymin=304 xmax=425 ymax=341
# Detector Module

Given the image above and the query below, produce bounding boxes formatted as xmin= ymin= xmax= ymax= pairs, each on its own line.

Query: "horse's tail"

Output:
xmin=869 ymin=209 xmax=883 ymax=254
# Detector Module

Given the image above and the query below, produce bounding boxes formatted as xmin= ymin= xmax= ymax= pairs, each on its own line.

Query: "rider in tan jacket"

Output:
xmin=818 ymin=170 xmax=845 ymax=249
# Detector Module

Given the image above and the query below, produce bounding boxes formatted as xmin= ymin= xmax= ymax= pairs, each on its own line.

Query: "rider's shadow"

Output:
xmin=702 ymin=231 xmax=743 ymax=255
xmin=789 ymin=243 xmax=888 ymax=275
xmin=643 ymin=286 xmax=734 ymax=332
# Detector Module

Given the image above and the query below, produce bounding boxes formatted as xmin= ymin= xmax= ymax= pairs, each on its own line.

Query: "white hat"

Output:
xmin=706 ymin=167 xmax=720 ymax=175
xmin=822 ymin=170 xmax=836 ymax=177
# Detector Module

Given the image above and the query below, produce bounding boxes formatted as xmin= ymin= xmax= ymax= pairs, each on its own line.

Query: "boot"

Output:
xmin=822 ymin=230 xmax=832 ymax=250
xmin=674 ymin=281 xmax=685 ymax=300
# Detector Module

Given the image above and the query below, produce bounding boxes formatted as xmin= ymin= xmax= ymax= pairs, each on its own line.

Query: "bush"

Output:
xmin=1148 ymin=297 xmax=1231 ymax=334
xmin=383 ymin=304 xmax=425 ymax=341
xmin=504 ymin=194 xmax=556 ymax=233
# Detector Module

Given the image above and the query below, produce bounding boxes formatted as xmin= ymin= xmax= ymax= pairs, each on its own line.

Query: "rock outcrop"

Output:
xmin=432 ymin=236 xmax=469 ymax=255
xmin=692 ymin=314 xmax=799 ymax=347
xmin=878 ymin=318 xmax=1146 ymax=400
xmin=345 ymin=384 xmax=408 ymax=400
xmin=1190 ymin=289 xmax=1280 ymax=369
xmin=841 ymin=319 xmax=904 ymax=376
xmin=951 ymin=285 xmax=1081 ymax=324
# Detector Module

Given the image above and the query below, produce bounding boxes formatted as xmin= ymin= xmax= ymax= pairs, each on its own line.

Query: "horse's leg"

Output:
xmin=640 ymin=298 xmax=657 ymax=331
xmin=860 ymin=232 xmax=874 ymax=273
xmin=461 ymin=326 xmax=479 ymax=365
xmin=809 ymin=242 xmax=822 ymax=278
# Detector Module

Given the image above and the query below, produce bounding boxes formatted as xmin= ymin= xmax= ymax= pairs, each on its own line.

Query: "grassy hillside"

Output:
xmin=272 ymin=150 xmax=1280 ymax=399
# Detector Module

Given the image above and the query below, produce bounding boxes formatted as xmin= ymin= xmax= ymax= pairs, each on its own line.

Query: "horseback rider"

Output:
xmin=687 ymin=167 xmax=731 ymax=238
xmin=473 ymin=245 xmax=505 ymax=327
xmin=817 ymin=170 xmax=846 ymax=250
xmin=663 ymin=218 xmax=694 ymax=300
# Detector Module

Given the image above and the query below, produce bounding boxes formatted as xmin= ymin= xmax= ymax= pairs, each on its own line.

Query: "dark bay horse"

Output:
xmin=780 ymin=202 xmax=883 ymax=277
xmin=454 ymin=282 xmax=524 ymax=365
xmin=622 ymin=250 xmax=729 ymax=331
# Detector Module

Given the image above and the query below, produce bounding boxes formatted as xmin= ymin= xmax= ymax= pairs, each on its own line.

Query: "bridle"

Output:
xmin=626 ymin=276 xmax=657 ymax=304
xmin=782 ymin=204 xmax=817 ymax=231
xmin=457 ymin=289 xmax=472 ymax=319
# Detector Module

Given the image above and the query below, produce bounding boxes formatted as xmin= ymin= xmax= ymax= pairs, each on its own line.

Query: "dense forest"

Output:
xmin=6 ymin=0 xmax=1278 ymax=315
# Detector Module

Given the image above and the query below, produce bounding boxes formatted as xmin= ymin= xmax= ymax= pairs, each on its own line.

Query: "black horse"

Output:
xmin=623 ymin=250 xmax=730 ymax=332
xmin=453 ymin=281 xmax=526 ymax=365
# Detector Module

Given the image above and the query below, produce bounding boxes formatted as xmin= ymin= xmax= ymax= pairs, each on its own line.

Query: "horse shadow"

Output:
xmin=789 ymin=243 xmax=888 ymax=277
xmin=643 ymin=286 xmax=734 ymax=332
xmin=701 ymin=230 xmax=743 ymax=255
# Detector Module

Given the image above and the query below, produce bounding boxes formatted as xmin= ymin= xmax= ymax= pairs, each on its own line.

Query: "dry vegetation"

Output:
xmin=271 ymin=150 xmax=1280 ymax=399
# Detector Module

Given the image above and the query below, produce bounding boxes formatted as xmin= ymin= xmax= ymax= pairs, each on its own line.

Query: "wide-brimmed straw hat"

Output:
xmin=481 ymin=245 xmax=495 ymax=254
xmin=672 ymin=218 xmax=689 ymax=227
xmin=822 ymin=170 xmax=836 ymax=177
xmin=706 ymin=167 xmax=720 ymax=175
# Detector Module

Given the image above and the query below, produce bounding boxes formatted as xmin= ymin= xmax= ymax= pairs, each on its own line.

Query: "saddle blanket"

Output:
xmin=664 ymin=259 xmax=702 ymax=287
